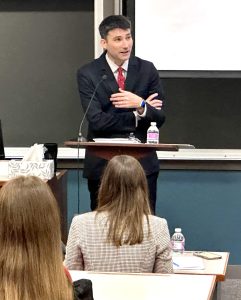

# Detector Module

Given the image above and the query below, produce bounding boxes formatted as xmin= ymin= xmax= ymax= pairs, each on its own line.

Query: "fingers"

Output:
xmin=110 ymin=91 xmax=129 ymax=107
xmin=110 ymin=97 xmax=133 ymax=108
xmin=149 ymin=99 xmax=163 ymax=106
xmin=110 ymin=95 xmax=129 ymax=108
xmin=110 ymin=89 xmax=127 ymax=102
xmin=146 ymin=93 xmax=159 ymax=101
xmin=146 ymin=93 xmax=163 ymax=109
xmin=110 ymin=90 xmax=163 ymax=109
xmin=112 ymin=101 xmax=127 ymax=108
xmin=110 ymin=88 xmax=125 ymax=97
xmin=146 ymin=98 xmax=163 ymax=110
xmin=110 ymin=94 xmax=128 ymax=101
xmin=110 ymin=98 xmax=126 ymax=107
xmin=110 ymin=90 xmax=141 ymax=108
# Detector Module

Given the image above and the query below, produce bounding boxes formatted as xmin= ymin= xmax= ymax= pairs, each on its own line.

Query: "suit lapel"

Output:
xmin=97 ymin=53 xmax=119 ymax=94
xmin=96 ymin=54 xmax=139 ymax=93
xmin=125 ymin=56 xmax=139 ymax=91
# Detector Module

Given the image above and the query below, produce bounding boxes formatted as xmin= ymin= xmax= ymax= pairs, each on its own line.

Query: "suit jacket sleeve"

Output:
xmin=77 ymin=56 xmax=165 ymax=139
xmin=137 ymin=61 xmax=165 ymax=130
xmin=64 ymin=216 xmax=84 ymax=270
xmin=77 ymin=68 xmax=136 ymax=135
xmin=153 ymin=218 xmax=173 ymax=273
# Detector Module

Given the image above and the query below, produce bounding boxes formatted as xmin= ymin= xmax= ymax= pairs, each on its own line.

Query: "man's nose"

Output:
xmin=122 ymin=39 xmax=129 ymax=48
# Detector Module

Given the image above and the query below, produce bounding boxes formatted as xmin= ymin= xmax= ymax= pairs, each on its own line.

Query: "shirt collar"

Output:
xmin=105 ymin=53 xmax=129 ymax=73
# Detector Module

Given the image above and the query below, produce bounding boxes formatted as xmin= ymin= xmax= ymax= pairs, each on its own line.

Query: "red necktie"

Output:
xmin=117 ymin=67 xmax=125 ymax=89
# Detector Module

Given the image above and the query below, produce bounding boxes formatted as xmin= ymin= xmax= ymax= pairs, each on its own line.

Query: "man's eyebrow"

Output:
xmin=111 ymin=32 xmax=131 ymax=39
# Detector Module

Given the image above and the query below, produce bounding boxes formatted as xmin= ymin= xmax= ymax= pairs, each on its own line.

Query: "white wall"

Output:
xmin=135 ymin=0 xmax=241 ymax=71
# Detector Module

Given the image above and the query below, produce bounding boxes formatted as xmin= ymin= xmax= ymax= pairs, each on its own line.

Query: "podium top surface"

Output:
xmin=64 ymin=141 xmax=179 ymax=151
xmin=64 ymin=141 xmax=179 ymax=160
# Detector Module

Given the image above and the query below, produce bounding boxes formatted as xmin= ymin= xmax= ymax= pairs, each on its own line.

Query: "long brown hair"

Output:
xmin=97 ymin=155 xmax=151 ymax=246
xmin=0 ymin=176 xmax=73 ymax=300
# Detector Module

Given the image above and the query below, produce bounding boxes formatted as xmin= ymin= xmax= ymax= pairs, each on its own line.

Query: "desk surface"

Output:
xmin=4 ymin=147 xmax=241 ymax=161
xmin=5 ymin=147 xmax=241 ymax=171
xmin=174 ymin=251 xmax=229 ymax=282
xmin=70 ymin=271 xmax=215 ymax=300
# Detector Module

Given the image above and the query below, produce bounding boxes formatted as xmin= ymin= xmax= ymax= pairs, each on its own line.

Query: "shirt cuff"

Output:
xmin=133 ymin=111 xmax=141 ymax=127
xmin=137 ymin=105 xmax=147 ymax=117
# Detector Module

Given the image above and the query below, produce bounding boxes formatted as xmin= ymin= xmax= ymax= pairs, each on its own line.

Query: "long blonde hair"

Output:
xmin=97 ymin=155 xmax=151 ymax=246
xmin=0 ymin=176 xmax=73 ymax=300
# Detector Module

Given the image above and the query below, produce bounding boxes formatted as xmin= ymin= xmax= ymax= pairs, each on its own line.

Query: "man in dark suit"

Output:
xmin=77 ymin=15 xmax=165 ymax=213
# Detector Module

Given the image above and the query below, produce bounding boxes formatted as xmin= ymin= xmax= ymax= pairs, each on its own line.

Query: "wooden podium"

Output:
xmin=64 ymin=141 xmax=179 ymax=160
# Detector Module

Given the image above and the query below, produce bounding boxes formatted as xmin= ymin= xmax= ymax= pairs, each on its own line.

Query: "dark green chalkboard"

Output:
xmin=1 ymin=1 xmax=94 ymax=147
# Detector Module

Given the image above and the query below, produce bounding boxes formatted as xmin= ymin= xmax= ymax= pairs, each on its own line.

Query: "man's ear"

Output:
xmin=100 ymin=38 xmax=107 ymax=50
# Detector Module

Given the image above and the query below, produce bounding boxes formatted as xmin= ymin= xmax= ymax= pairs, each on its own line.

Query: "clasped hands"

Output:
xmin=110 ymin=88 xmax=163 ymax=112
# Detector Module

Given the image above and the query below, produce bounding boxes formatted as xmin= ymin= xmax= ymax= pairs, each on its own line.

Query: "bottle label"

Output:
xmin=171 ymin=233 xmax=185 ymax=252
xmin=147 ymin=133 xmax=158 ymax=139
xmin=147 ymin=132 xmax=159 ymax=144
xmin=172 ymin=241 xmax=184 ymax=250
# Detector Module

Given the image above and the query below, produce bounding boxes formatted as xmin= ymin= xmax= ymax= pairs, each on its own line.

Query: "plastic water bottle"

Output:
xmin=146 ymin=122 xmax=159 ymax=144
xmin=128 ymin=132 xmax=135 ymax=141
xmin=171 ymin=228 xmax=185 ymax=254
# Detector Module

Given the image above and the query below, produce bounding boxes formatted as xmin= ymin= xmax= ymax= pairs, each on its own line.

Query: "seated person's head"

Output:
xmin=98 ymin=154 xmax=151 ymax=212
xmin=0 ymin=176 xmax=73 ymax=300
xmin=97 ymin=155 xmax=151 ymax=246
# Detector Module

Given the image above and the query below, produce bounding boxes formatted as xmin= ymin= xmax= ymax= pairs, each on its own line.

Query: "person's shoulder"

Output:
xmin=78 ymin=58 xmax=97 ymax=70
xmin=130 ymin=55 xmax=155 ymax=67
xmin=77 ymin=60 xmax=96 ymax=77
xmin=130 ymin=56 xmax=158 ymax=75
xmin=77 ymin=53 xmax=105 ymax=75
xmin=73 ymin=211 xmax=96 ymax=224
xmin=148 ymin=215 xmax=168 ymax=226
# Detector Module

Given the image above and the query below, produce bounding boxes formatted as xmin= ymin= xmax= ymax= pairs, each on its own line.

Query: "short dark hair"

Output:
xmin=99 ymin=15 xmax=131 ymax=39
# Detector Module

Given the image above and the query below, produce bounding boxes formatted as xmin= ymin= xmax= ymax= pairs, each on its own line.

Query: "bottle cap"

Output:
xmin=175 ymin=228 xmax=182 ymax=233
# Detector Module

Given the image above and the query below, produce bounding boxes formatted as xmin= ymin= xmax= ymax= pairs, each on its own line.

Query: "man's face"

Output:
xmin=101 ymin=28 xmax=133 ymax=66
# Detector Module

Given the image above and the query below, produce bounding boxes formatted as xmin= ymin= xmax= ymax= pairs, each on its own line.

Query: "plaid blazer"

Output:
xmin=64 ymin=212 xmax=173 ymax=274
